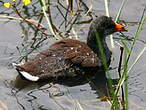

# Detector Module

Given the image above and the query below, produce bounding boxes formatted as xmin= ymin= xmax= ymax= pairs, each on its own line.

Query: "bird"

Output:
xmin=13 ymin=16 xmax=127 ymax=82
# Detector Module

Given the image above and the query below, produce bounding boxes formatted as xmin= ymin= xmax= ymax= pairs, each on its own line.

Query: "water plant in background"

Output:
xmin=1 ymin=0 xmax=94 ymax=61
xmin=110 ymin=7 xmax=146 ymax=110
xmin=114 ymin=8 xmax=146 ymax=110
xmin=103 ymin=0 xmax=146 ymax=110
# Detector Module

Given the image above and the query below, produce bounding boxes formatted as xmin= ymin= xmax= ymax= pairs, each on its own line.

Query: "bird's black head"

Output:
xmin=89 ymin=16 xmax=127 ymax=37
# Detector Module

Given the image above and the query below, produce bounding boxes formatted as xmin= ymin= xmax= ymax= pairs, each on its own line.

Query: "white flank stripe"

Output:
xmin=20 ymin=71 xmax=39 ymax=81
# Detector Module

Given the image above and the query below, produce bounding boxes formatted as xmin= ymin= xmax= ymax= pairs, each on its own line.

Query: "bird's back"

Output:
xmin=16 ymin=38 xmax=101 ymax=80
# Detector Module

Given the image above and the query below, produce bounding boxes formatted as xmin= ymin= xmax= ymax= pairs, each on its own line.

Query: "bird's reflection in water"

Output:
xmin=12 ymin=70 xmax=118 ymax=100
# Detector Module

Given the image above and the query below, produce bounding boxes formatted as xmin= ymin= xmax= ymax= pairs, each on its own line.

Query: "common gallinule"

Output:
xmin=14 ymin=16 xmax=127 ymax=82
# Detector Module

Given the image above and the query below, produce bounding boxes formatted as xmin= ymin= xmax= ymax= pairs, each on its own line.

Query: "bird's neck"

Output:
xmin=87 ymin=31 xmax=111 ymax=65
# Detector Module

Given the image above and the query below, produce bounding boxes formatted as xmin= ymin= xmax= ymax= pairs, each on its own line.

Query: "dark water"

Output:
xmin=0 ymin=0 xmax=146 ymax=110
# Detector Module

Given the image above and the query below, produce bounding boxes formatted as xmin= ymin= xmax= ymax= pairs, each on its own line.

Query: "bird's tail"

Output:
xmin=12 ymin=62 xmax=39 ymax=82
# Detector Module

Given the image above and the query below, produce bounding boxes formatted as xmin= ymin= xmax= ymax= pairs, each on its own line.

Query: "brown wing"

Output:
xmin=16 ymin=38 xmax=101 ymax=80
xmin=49 ymin=38 xmax=101 ymax=67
